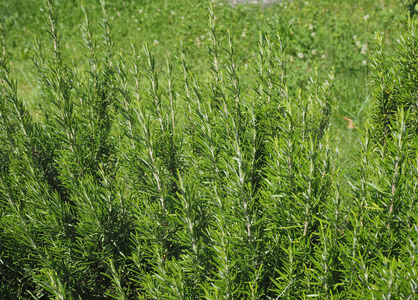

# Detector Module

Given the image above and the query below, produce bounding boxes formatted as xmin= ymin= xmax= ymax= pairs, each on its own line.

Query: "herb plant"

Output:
xmin=1 ymin=1 xmax=418 ymax=299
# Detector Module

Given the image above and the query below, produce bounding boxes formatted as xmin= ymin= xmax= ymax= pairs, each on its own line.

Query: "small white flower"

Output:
xmin=355 ymin=41 xmax=361 ymax=47
xmin=361 ymin=43 xmax=368 ymax=54
xmin=353 ymin=35 xmax=357 ymax=40
xmin=139 ymin=9 xmax=143 ymax=13
xmin=171 ymin=10 xmax=175 ymax=15
xmin=309 ymin=24 xmax=314 ymax=30
xmin=289 ymin=55 xmax=294 ymax=62
xmin=364 ymin=14 xmax=370 ymax=21
xmin=362 ymin=60 xmax=367 ymax=66
xmin=311 ymin=49 xmax=318 ymax=55
xmin=242 ymin=31 xmax=246 ymax=37
xmin=244 ymin=63 xmax=248 ymax=69
xmin=298 ymin=53 xmax=304 ymax=59
xmin=137 ymin=27 xmax=141 ymax=31
xmin=311 ymin=32 xmax=316 ymax=38
xmin=201 ymin=35 xmax=205 ymax=40
xmin=154 ymin=40 xmax=159 ymax=45
xmin=134 ymin=19 xmax=138 ymax=23
xmin=321 ymin=54 xmax=326 ymax=59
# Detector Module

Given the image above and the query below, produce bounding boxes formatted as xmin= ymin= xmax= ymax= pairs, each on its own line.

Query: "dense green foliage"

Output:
xmin=0 ymin=0 xmax=408 ymax=180
xmin=1 ymin=0 xmax=418 ymax=299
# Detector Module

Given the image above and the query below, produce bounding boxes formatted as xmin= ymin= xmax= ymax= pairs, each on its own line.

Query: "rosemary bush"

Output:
xmin=1 ymin=1 xmax=418 ymax=299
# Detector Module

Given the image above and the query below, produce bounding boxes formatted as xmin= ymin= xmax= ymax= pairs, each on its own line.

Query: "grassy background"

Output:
xmin=0 ymin=0 xmax=408 ymax=179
